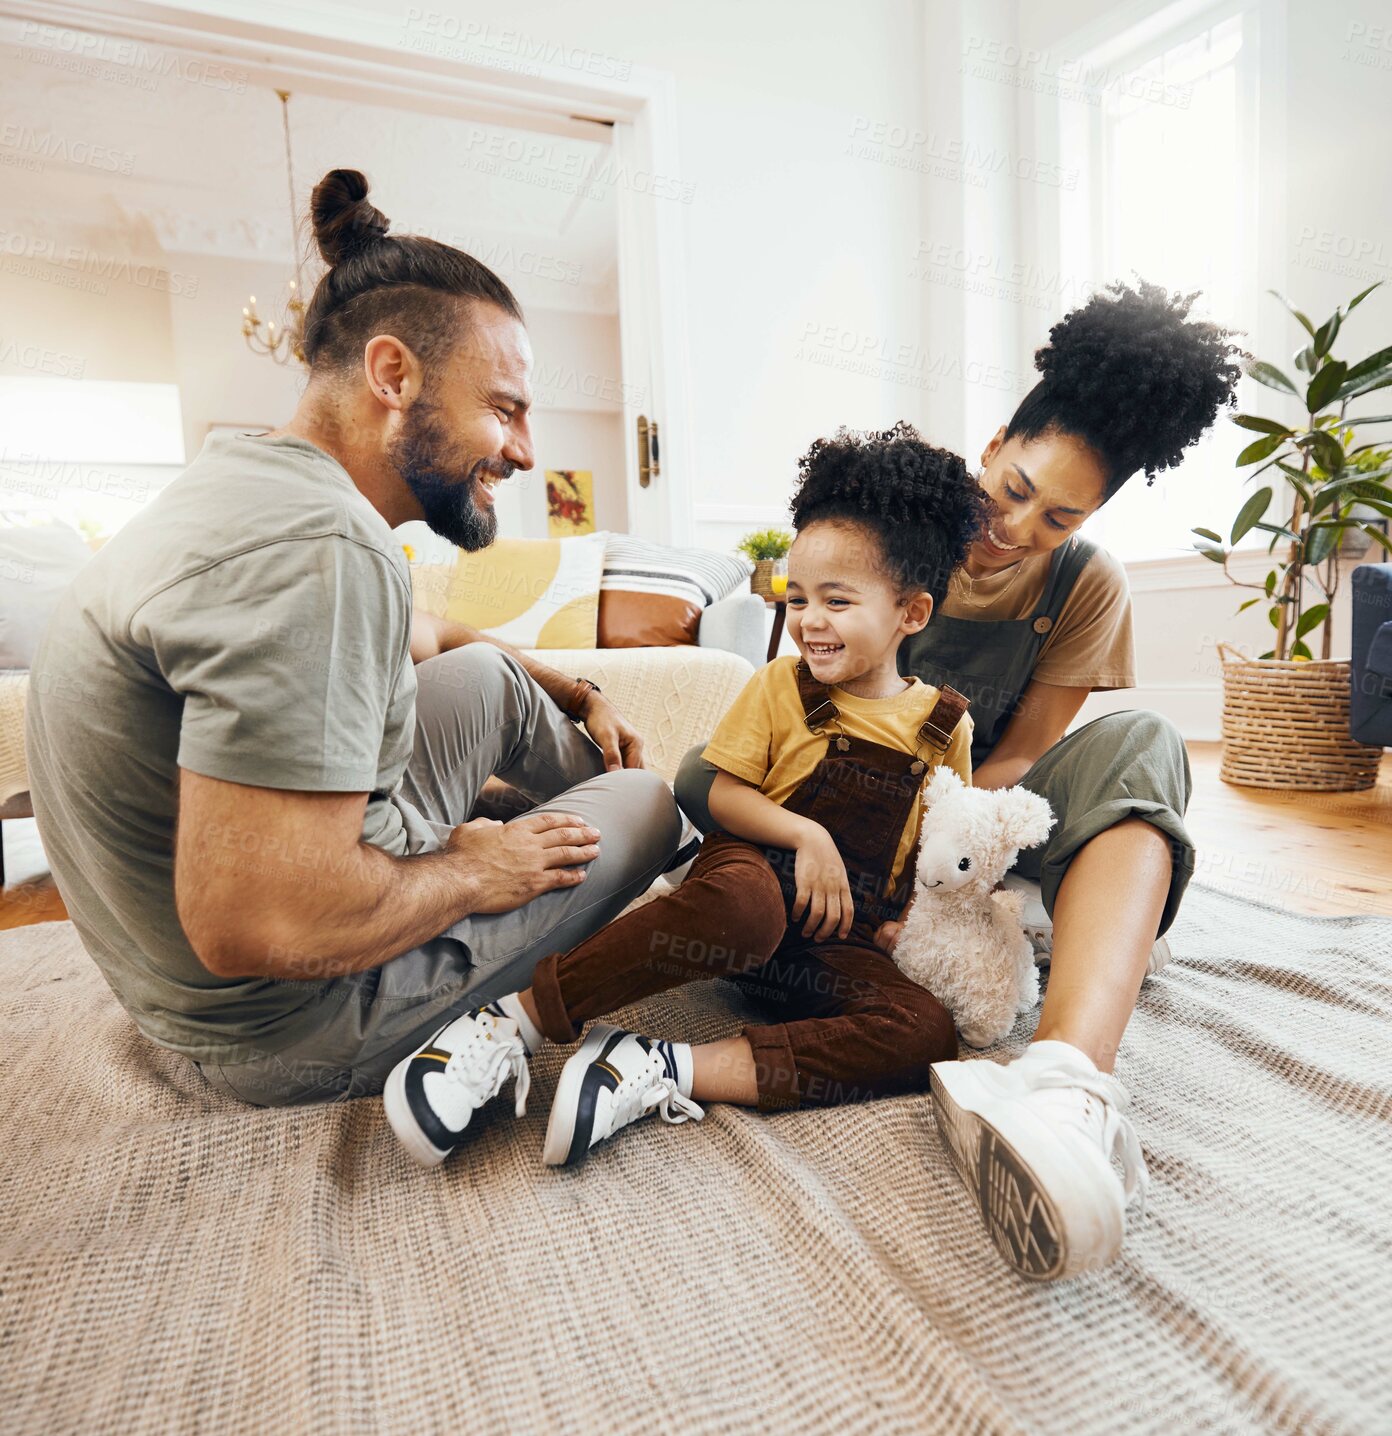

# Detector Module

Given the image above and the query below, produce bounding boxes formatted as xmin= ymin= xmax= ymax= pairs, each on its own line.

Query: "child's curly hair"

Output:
xmin=1009 ymin=276 xmax=1248 ymax=499
xmin=788 ymin=420 xmax=989 ymax=610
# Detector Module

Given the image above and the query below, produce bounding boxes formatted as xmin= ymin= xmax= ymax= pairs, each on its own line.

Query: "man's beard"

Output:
xmin=388 ymin=397 xmax=512 ymax=551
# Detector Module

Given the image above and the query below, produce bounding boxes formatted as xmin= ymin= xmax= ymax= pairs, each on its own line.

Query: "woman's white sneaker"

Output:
xmin=384 ymin=1004 xmax=532 ymax=1168
xmin=929 ymin=1039 xmax=1149 ymax=1281
xmin=543 ymin=1024 xmax=703 ymax=1166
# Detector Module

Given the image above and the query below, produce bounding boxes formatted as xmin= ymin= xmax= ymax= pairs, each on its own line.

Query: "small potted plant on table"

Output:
xmin=1194 ymin=283 xmax=1392 ymax=791
xmin=737 ymin=527 xmax=794 ymax=598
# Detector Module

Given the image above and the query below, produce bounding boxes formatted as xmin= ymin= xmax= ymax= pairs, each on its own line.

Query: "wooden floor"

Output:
xmin=2 ymin=741 xmax=1389 ymax=930
xmin=1183 ymin=742 xmax=1390 ymax=918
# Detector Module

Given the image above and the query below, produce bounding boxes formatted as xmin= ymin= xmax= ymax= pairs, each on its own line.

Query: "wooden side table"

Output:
xmin=765 ymin=596 xmax=787 ymax=663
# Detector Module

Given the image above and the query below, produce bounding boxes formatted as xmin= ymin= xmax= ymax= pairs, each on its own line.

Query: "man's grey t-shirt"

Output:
xmin=25 ymin=429 xmax=434 ymax=1063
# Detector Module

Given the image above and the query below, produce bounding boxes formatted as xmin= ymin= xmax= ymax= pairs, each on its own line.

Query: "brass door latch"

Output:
xmin=637 ymin=416 xmax=661 ymax=488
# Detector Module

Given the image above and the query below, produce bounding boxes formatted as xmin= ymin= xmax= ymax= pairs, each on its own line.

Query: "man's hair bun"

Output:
xmin=310 ymin=168 xmax=391 ymax=267
xmin=299 ymin=166 xmax=522 ymax=374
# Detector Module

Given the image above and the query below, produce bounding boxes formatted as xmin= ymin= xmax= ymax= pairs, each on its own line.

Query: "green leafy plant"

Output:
xmin=1194 ymin=282 xmax=1392 ymax=660
xmin=736 ymin=527 xmax=793 ymax=562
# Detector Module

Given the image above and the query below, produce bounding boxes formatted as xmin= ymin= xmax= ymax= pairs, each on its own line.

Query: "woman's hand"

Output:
xmin=791 ymin=825 xmax=853 ymax=941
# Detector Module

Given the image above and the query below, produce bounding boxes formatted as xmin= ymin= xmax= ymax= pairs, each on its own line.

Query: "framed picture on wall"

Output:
xmin=546 ymin=470 xmax=596 ymax=536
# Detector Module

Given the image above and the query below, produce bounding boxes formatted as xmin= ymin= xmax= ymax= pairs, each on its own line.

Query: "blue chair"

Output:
xmin=1350 ymin=561 xmax=1392 ymax=746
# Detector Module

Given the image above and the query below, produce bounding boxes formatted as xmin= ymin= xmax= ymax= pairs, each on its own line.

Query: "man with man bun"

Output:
xmin=26 ymin=168 xmax=684 ymax=1107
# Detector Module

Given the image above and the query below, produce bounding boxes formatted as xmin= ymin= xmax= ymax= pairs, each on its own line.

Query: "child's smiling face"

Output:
xmin=785 ymin=520 xmax=931 ymax=689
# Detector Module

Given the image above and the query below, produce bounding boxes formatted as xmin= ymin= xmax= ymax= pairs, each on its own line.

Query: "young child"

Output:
xmin=385 ymin=422 xmax=990 ymax=1168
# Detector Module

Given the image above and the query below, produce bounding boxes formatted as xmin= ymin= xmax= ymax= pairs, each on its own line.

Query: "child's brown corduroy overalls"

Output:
xmin=530 ymin=662 xmax=969 ymax=1111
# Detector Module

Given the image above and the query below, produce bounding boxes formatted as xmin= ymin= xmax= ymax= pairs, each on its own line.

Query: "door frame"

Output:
xmin=2 ymin=0 xmax=694 ymax=543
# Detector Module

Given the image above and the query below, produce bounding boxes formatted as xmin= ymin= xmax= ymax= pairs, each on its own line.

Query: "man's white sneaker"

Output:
xmin=383 ymin=1004 xmax=531 ymax=1168
xmin=999 ymin=873 xmax=1172 ymax=976
xmin=659 ymin=813 xmax=704 ymax=887
xmin=543 ymin=1024 xmax=703 ymax=1166
xmin=929 ymin=1039 xmax=1149 ymax=1281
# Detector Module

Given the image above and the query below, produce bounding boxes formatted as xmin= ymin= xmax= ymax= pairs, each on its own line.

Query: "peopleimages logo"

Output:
xmin=460 ymin=126 xmax=696 ymax=204
xmin=401 ymin=11 xmax=632 ymax=80
xmin=409 ymin=228 xmax=583 ymax=287
xmin=959 ymin=35 xmax=1193 ymax=109
xmin=0 ymin=232 xmax=199 ymax=297
xmin=0 ymin=449 xmax=151 ymax=504
xmin=846 ymin=118 xmax=1078 ymax=191
xmin=794 ymin=321 xmax=1029 ymax=396
xmin=0 ymin=339 xmax=85 ymax=378
xmin=17 ymin=21 xmax=248 ymax=92
xmin=0 ymin=123 xmax=135 ymax=175
xmin=907 ymin=241 xmax=1103 ymax=308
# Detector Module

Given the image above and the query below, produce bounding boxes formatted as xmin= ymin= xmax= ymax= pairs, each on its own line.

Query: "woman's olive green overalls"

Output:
xmin=677 ymin=534 xmax=1195 ymax=936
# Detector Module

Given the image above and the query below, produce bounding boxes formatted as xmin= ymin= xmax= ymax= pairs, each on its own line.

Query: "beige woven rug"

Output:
xmin=3 ymin=883 xmax=1389 ymax=1435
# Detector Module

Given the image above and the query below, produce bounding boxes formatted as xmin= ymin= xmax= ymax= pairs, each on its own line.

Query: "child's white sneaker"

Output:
xmin=930 ymin=1039 xmax=1149 ymax=1281
xmin=543 ymin=1024 xmax=703 ymax=1166
xmin=384 ymin=1003 xmax=531 ymax=1167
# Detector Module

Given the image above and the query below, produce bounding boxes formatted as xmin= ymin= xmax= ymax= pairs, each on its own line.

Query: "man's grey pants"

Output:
xmin=195 ymin=644 xmax=682 ymax=1108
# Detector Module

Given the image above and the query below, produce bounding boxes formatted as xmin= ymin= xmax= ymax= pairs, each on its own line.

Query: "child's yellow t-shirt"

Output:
xmin=701 ymin=654 xmax=974 ymax=893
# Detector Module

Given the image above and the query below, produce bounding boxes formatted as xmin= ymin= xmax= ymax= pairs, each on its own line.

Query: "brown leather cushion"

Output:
xmin=597 ymin=589 xmax=702 ymax=648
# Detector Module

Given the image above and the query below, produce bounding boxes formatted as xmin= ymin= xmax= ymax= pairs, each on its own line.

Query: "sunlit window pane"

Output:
xmin=1076 ymin=10 xmax=1254 ymax=562
xmin=0 ymin=378 xmax=185 ymax=465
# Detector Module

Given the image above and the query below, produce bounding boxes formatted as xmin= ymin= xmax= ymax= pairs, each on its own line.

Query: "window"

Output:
xmin=0 ymin=377 xmax=184 ymax=465
xmin=1057 ymin=2 xmax=1267 ymax=562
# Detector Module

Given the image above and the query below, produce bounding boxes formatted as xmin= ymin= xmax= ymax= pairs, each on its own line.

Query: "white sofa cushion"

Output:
xmin=522 ymin=644 xmax=754 ymax=783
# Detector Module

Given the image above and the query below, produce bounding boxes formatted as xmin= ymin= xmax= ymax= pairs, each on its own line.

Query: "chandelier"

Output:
xmin=240 ymin=89 xmax=308 ymax=367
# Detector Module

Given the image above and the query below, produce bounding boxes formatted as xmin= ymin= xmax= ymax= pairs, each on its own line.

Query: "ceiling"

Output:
xmin=0 ymin=15 xmax=620 ymax=314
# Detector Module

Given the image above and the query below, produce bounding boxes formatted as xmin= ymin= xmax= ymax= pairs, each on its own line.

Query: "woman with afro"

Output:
xmin=677 ymin=278 xmax=1246 ymax=1281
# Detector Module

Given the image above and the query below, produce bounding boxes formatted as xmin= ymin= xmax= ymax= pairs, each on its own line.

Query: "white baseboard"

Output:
xmin=1073 ymin=683 xmax=1225 ymax=742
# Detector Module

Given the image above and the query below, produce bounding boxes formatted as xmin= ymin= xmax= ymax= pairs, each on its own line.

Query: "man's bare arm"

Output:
xmin=174 ymin=768 xmax=600 ymax=982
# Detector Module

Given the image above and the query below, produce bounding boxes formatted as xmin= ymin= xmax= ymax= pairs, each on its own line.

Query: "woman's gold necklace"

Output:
xmin=952 ymin=554 xmax=1028 ymax=609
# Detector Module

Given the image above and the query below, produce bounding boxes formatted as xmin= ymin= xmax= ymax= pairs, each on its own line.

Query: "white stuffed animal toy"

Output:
xmin=892 ymin=767 xmax=1055 ymax=1048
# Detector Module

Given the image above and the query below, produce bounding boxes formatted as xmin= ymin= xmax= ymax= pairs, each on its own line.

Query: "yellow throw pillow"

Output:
xmin=442 ymin=532 xmax=607 ymax=649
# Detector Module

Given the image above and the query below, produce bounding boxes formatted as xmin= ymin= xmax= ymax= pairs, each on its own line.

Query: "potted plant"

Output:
xmin=1194 ymin=282 xmax=1392 ymax=791
xmin=737 ymin=527 xmax=793 ymax=598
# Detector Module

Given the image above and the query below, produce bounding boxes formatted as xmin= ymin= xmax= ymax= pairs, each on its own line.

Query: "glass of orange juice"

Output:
xmin=770 ymin=557 xmax=788 ymax=596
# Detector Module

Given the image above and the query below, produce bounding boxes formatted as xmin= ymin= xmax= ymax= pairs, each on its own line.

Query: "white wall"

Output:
xmin=159 ymin=0 xmax=929 ymax=557
xmin=165 ymin=251 xmax=308 ymax=457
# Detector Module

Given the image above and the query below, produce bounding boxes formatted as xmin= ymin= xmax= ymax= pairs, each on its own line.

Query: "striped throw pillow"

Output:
xmin=598 ymin=535 xmax=753 ymax=648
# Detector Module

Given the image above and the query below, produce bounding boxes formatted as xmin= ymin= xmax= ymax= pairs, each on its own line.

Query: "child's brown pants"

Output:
xmin=529 ymin=831 xmax=957 ymax=1112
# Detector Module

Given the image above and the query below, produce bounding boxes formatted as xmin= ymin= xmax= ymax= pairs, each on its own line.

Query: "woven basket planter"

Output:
xmin=750 ymin=559 xmax=776 ymax=598
xmin=1217 ymin=641 xmax=1382 ymax=791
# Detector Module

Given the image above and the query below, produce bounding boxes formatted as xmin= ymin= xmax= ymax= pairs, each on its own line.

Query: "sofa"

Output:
xmin=1350 ymin=560 xmax=1392 ymax=746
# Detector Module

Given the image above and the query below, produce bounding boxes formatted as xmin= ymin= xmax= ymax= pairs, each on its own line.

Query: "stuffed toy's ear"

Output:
xmin=993 ymin=786 xmax=1055 ymax=851
xmin=922 ymin=764 xmax=965 ymax=809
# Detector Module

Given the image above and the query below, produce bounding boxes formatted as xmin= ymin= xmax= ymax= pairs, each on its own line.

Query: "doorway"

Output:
xmin=0 ymin=0 xmax=692 ymax=545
